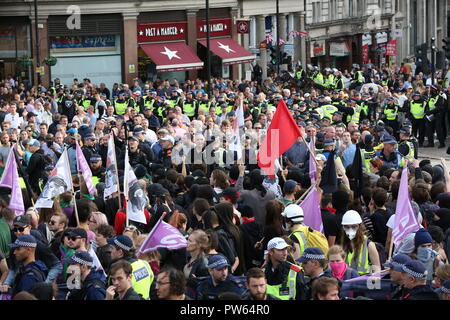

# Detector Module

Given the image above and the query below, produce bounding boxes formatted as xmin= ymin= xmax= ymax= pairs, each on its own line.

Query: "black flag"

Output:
xmin=349 ymin=145 xmax=364 ymax=198
xmin=319 ymin=150 xmax=338 ymax=194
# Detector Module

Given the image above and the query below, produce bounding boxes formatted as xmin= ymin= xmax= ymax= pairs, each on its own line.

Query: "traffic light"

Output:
xmin=269 ymin=47 xmax=277 ymax=65
xmin=280 ymin=51 xmax=289 ymax=64
xmin=415 ymin=43 xmax=429 ymax=74
xmin=443 ymin=38 xmax=450 ymax=59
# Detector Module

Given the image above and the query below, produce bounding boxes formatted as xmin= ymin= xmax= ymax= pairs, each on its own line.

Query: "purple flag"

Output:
xmin=138 ymin=219 xmax=187 ymax=255
xmin=0 ymin=146 xmax=24 ymax=215
xmin=76 ymin=142 xmax=95 ymax=197
xmin=309 ymin=137 xmax=316 ymax=183
xmin=392 ymin=165 xmax=420 ymax=246
xmin=299 ymin=186 xmax=323 ymax=233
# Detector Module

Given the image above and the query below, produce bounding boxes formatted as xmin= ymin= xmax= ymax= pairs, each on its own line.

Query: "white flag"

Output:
xmin=228 ymin=100 xmax=245 ymax=160
xmin=124 ymin=148 xmax=147 ymax=224
xmin=35 ymin=148 xmax=73 ymax=208
xmin=104 ymin=134 xmax=118 ymax=199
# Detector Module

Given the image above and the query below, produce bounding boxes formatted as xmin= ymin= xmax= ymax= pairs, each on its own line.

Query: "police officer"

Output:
xmin=405 ymin=91 xmax=426 ymax=147
xmin=349 ymin=64 xmax=365 ymax=90
xmin=400 ymin=260 xmax=439 ymax=300
xmin=114 ymin=92 xmax=128 ymax=116
xmin=181 ymin=91 xmax=198 ymax=120
xmin=66 ymin=251 xmax=107 ymax=300
xmin=383 ymin=253 xmax=412 ymax=300
xmin=398 ymin=127 xmax=417 ymax=163
xmin=195 ymin=254 xmax=246 ymax=300
xmin=297 ymin=247 xmax=335 ymax=300
xmin=374 ymin=135 xmax=405 ymax=169
xmin=312 ymin=66 xmax=324 ymax=89
xmin=9 ymin=235 xmax=48 ymax=297
xmin=334 ymin=71 xmax=345 ymax=91
xmin=295 ymin=64 xmax=307 ymax=88
xmin=198 ymin=93 xmax=212 ymax=115
xmin=361 ymin=134 xmax=376 ymax=173
xmin=107 ymin=235 xmax=154 ymax=300
xmin=82 ymin=134 xmax=98 ymax=166
xmin=424 ymin=85 xmax=446 ymax=148
xmin=264 ymin=237 xmax=307 ymax=300
xmin=143 ymin=90 xmax=158 ymax=111
xmin=383 ymin=97 xmax=400 ymax=140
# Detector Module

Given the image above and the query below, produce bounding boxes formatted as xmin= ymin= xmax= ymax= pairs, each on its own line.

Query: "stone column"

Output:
xmin=300 ymin=12 xmax=307 ymax=67
xmin=187 ymin=10 xmax=198 ymax=80
xmin=122 ymin=12 xmax=139 ymax=85
xmin=278 ymin=13 xmax=288 ymax=71
xmin=256 ymin=15 xmax=267 ymax=80
xmin=30 ymin=15 xmax=49 ymax=87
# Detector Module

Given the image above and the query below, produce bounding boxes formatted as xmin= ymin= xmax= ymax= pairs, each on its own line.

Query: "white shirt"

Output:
xmin=144 ymin=128 xmax=158 ymax=144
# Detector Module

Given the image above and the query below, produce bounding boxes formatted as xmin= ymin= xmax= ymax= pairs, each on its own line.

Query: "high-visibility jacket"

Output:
xmin=355 ymin=71 xmax=364 ymax=84
xmin=384 ymin=104 xmax=398 ymax=121
xmin=313 ymin=73 xmax=324 ymax=85
xmin=266 ymin=263 xmax=300 ymax=300
xmin=362 ymin=148 xmax=376 ymax=173
xmin=321 ymin=104 xmax=338 ymax=119
xmin=290 ymin=229 xmax=307 ymax=257
xmin=334 ymin=77 xmax=345 ymax=90
xmin=325 ymin=74 xmax=335 ymax=89
xmin=345 ymin=236 xmax=370 ymax=275
xmin=183 ymin=100 xmax=196 ymax=117
xmin=410 ymin=101 xmax=425 ymax=119
xmin=399 ymin=140 xmax=415 ymax=163
xmin=114 ymin=99 xmax=128 ymax=115
xmin=295 ymin=69 xmax=305 ymax=79
xmin=428 ymin=96 xmax=438 ymax=112
xmin=144 ymin=97 xmax=156 ymax=109
xmin=347 ymin=104 xmax=362 ymax=124
xmin=82 ymin=99 xmax=92 ymax=111
xmin=130 ymin=259 xmax=154 ymax=300
xmin=198 ymin=101 xmax=211 ymax=115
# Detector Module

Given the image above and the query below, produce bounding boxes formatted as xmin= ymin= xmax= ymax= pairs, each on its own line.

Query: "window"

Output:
xmin=349 ymin=0 xmax=354 ymax=17
xmin=329 ymin=0 xmax=338 ymax=20
xmin=313 ymin=1 xmax=321 ymax=23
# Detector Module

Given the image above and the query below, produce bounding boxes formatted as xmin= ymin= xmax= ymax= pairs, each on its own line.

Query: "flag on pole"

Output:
xmin=350 ymin=145 xmax=364 ymax=198
xmin=257 ymin=99 xmax=302 ymax=177
xmin=104 ymin=134 xmax=118 ymax=199
xmin=309 ymin=137 xmax=316 ymax=184
xmin=300 ymin=186 xmax=323 ymax=233
xmin=124 ymin=148 xmax=147 ymax=224
xmin=319 ymin=150 xmax=338 ymax=194
xmin=229 ymin=99 xmax=245 ymax=160
xmin=75 ymin=141 xmax=95 ymax=197
xmin=35 ymin=148 xmax=73 ymax=208
xmin=392 ymin=165 xmax=420 ymax=246
xmin=0 ymin=145 xmax=24 ymax=215
xmin=138 ymin=219 xmax=187 ymax=255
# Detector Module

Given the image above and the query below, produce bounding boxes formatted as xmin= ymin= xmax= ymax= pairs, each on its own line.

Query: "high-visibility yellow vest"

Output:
xmin=345 ymin=236 xmax=370 ymax=275
xmin=399 ymin=140 xmax=415 ymax=163
xmin=82 ymin=99 xmax=91 ymax=111
xmin=92 ymin=176 xmax=100 ymax=187
xmin=428 ymin=96 xmax=438 ymax=111
xmin=325 ymin=74 xmax=335 ymax=88
xmin=313 ymin=73 xmax=324 ymax=85
xmin=295 ymin=70 xmax=305 ymax=79
xmin=168 ymin=97 xmax=180 ymax=109
xmin=362 ymin=149 xmax=376 ymax=173
xmin=356 ymin=71 xmax=364 ymax=84
xmin=348 ymin=105 xmax=362 ymax=124
xmin=266 ymin=263 xmax=299 ymax=300
xmin=198 ymin=101 xmax=211 ymax=115
xmin=290 ymin=230 xmax=307 ymax=257
xmin=114 ymin=99 xmax=128 ymax=115
xmin=384 ymin=105 xmax=398 ymax=121
xmin=321 ymin=104 xmax=338 ymax=119
xmin=410 ymin=101 xmax=425 ymax=119
xmin=183 ymin=102 xmax=195 ymax=117
xmin=131 ymin=259 xmax=154 ymax=300
xmin=144 ymin=98 xmax=155 ymax=109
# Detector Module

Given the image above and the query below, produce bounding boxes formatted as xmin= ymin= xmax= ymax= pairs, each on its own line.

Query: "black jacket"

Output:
xmin=26 ymin=149 xmax=46 ymax=180
xmin=239 ymin=220 xmax=264 ymax=269
xmin=402 ymin=284 xmax=440 ymax=300
xmin=114 ymin=287 xmax=143 ymax=300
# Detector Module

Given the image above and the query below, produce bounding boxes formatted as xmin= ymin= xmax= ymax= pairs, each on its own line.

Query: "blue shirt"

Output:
xmin=341 ymin=144 xmax=356 ymax=168
xmin=284 ymin=141 xmax=308 ymax=165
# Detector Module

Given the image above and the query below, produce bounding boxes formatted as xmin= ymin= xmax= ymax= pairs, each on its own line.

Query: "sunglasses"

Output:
xmin=49 ymin=220 xmax=58 ymax=225
xmin=13 ymin=226 xmax=27 ymax=232
xmin=68 ymin=236 xmax=81 ymax=241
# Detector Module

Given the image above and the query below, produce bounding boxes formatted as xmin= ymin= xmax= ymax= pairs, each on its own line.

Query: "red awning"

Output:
xmin=140 ymin=42 xmax=203 ymax=72
xmin=198 ymin=38 xmax=255 ymax=65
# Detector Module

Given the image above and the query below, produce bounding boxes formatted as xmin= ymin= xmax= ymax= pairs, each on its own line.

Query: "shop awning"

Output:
xmin=139 ymin=42 xmax=204 ymax=72
xmin=198 ymin=38 xmax=255 ymax=65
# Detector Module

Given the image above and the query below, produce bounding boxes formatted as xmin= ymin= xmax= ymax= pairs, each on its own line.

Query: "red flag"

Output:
xmin=257 ymin=99 xmax=301 ymax=177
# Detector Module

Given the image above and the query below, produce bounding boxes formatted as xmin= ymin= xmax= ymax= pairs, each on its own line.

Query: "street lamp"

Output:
xmin=431 ymin=37 xmax=436 ymax=84
xmin=205 ymin=0 xmax=211 ymax=95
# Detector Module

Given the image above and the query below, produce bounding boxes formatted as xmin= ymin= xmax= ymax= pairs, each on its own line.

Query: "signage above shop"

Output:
xmin=137 ymin=22 xmax=187 ymax=43
xmin=237 ymin=20 xmax=250 ymax=34
xmin=310 ymin=40 xmax=326 ymax=58
xmin=330 ymin=41 xmax=350 ymax=57
xmin=362 ymin=33 xmax=372 ymax=46
xmin=375 ymin=32 xmax=388 ymax=44
xmin=197 ymin=18 xmax=231 ymax=38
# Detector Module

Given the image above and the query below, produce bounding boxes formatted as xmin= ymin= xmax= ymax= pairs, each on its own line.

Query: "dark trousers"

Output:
xmin=412 ymin=118 xmax=425 ymax=145
xmin=426 ymin=117 xmax=446 ymax=146
xmin=386 ymin=119 xmax=399 ymax=140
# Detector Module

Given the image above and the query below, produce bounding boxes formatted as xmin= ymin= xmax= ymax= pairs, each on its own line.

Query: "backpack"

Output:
xmin=297 ymin=225 xmax=329 ymax=255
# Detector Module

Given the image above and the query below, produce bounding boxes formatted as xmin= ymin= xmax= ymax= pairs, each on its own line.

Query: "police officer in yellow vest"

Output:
xmin=361 ymin=134 xmax=376 ymax=173
xmin=182 ymin=91 xmax=198 ymax=119
xmin=383 ymin=97 xmax=399 ymax=140
xmin=349 ymin=64 xmax=365 ymax=90
xmin=324 ymin=68 xmax=335 ymax=90
xmin=321 ymin=97 xmax=338 ymax=119
xmin=398 ymin=127 xmax=417 ymax=163
xmin=405 ymin=91 xmax=426 ymax=147
xmin=82 ymin=92 xmax=94 ymax=112
xmin=341 ymin=210 xmax=381 ymax=275
xmin=264 ymin=237 xmax=307 ymax=300
xmin=143 ymin=90 xmax=157 ymax=110
xmin=297 ymin=247 xmax=334 ymax=300
xmin=198 ymin=93 xmax=212 ymax=115
xmin=313 ymin=67 xmax=324 ymax=87
xmin=89 ymin=154 xmax=105 ymax=186
xmin=107 ymin=235 xmax=154 ymax=300
xmin=114 ymin=92 xmax=128 ymax=116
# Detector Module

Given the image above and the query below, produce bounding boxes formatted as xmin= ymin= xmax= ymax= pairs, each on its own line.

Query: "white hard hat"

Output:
xmin=282 ymin=204 xmax=304 ymax=223
xmin=341 ymin=210 xmax=362 ymax=225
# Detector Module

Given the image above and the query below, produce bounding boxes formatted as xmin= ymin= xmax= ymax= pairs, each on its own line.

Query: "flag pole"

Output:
xmin=295 ymin=183 xmax=315 ymax=204
xmin=75 ymin=140 xmax=84 ymax=198
xmin=66 ymin=147 xmax=80 ymax=227
xmin=301 ymin=135 xmax=320 ymax=167
xmin=125 ymin=149 xmax=129 ymax=228
xmin=137 ymin=212 xmax=167 ymax=257
xmin=12 ymin=146 xmax=35 ymax=206
xmin=388 ymin=234 xmax=395 ymax=261
xmin=111 ymin=132 xmax=122 ymax=211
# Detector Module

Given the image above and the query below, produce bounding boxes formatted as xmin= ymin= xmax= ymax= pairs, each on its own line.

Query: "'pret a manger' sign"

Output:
xmin=137 ymin=22 xmax=187 ymax=42
xmin=197 ymin=18 xmax=231 ymax=38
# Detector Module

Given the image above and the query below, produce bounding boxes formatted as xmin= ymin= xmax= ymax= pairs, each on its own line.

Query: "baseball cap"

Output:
xmin=14 ymin=214 xmax=31 ymax=227
xmin=160 ymin=135 xmax=175 ymax=145
xmin=207 ymin=254 xmax=230 ymax=270
xmin=84 ymin=134 xmax=96 ymax=141
xmin=382 ymin=135 xmax=397 ymax=145
xmin=108 ymin=235 xmax=134 ymax=251
xmin=8 ymin=235 xmax=37 ymax=249
xmin=283 ymin=180 xmax=298 ymax=194
xmin=133 ymin=127 xmax=144 ymax=134
xmin=128 ymin=135 xmax=139 ymax=142
xmin=399 ymin=127 xmax=410 ymax=135
xmin=90 ymin=154 xmax=102 ymax=162
xmin=383 ymin=253 xmax=412 ymax=272
xmin=69 ymin=228 xmax=88 ymax=239
xmin=316 ymin=154 xmax=327 ymax=162
xmin=157 ymin=128 xmax=169 ymax=135
xmin=297 ymin=247 xmax=326 ymax=263
xmin=402 ymin=260 xmax=428 ymax=279
xmin=27 ymin=139 xmax=40 ymax=147
xmin=66 ymin=251 xmax=94 ymax=267
xmin=267 ymin=237 xmax=290 ymax=250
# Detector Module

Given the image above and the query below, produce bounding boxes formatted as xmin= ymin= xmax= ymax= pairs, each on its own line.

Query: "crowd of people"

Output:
xmin=0 ymin=59 xmax=450 ymax=301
